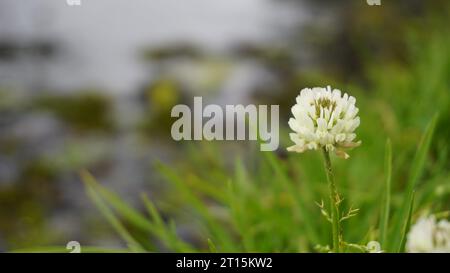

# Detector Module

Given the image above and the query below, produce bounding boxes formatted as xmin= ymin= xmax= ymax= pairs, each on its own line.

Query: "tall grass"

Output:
xmin=80 ymin=111 xmax=439 ymax=252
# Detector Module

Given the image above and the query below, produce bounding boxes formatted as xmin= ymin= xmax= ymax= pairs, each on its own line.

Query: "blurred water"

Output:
xmin=0 ymin=0 xmax=304 ymax=95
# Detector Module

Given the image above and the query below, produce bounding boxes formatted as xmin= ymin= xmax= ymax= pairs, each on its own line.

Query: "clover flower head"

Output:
xmin=287 ymin=86 xmax=361 ymax=159
xmin=406 ymin=215 xmax=450 ymax=253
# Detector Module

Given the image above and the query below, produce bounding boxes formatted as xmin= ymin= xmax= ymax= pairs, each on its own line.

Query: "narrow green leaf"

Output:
xmin=187 ymin=174 xmax=228 ymax=204
xmin=398 ymin=191 xmax=415 ymax=253
xmin=379 ymin=138 xmax=392 ymax=247
xmin=141 ymin=193 xmax=195 ymax=252
xmin=141 ymin=193 xmax=164 ymax=227
xmin=404 ymin=114 xmax=438 ymax=205
xmin=229 ymin=159 xmax=255 ymax=252
xmin=81 ymin=171 xmax=145 ymax=252
xmin=90 ymin=177 xmax=157 ymax=234
xmin=207 ymin=239 xmax=217 ymax=253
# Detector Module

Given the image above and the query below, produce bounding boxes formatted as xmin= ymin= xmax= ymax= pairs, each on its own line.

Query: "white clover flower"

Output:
xmin=287 ymin=86 xmax=361 ymax=159
xmin=406 ymin=215 xmax=450 ymax=253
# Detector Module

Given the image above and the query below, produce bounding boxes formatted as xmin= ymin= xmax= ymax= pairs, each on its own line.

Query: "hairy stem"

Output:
xmin=322 ymin=148 xmax=341 ymax=252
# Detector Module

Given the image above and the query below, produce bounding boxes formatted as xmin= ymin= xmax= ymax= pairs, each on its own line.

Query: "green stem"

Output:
xmin=322 ymin=148 xmax=341 ymax=253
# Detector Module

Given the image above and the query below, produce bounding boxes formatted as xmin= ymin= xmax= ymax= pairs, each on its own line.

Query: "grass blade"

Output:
xmin=398 ymin=191 xmax=415 ymax=253
xmin=89 ymin=177 xmax=157 ymax=233
xmin=81 ymin=171 xmax=145 ymax=252
xmin=207 ymin=238 xmax=217 ymax=253
xmin=379 ymin=139 xmax=392 ymax=247
xmin=404 ymin=114 xmax=438 ymax=207
xmin=141 ymin=193 xmax=195 ymax=252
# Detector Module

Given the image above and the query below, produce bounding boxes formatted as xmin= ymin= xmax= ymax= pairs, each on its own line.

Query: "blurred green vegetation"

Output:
xmin=33 ymin=92 xmax=116 ymax=133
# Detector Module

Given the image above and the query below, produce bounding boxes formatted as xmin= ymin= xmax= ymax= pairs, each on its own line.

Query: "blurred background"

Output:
xmin=0 ymin=0 xmax=449 ymax=251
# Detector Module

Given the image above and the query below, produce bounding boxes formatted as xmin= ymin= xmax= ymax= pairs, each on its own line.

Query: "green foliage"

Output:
xmin=79 ymin=16 xmax=449 ymax=252
xmin=387 ymin=114 xmax=438 ymax=251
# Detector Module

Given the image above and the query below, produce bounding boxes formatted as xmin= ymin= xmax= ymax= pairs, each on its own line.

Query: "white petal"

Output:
xmin=335 ymin=133 xmax=346 ymax=142
xmin=287 ymin=144 xmax=306 ymax=153
xmin=331 ymin=120 xmax=345 ymax=134
xmin=317 ymin=118 xmax=327 ymax=132
xmin=288 ymin=118 xmax=300 ymax=132
xmin=299 ymin=113 xmax=314 ymax=131
xmin=349 ymin=117 xmax=360 ymax=132
xmin=345 ymin=133 xmax=356 ymax=142
xmin=289 ymin=133 xmax=305 ymax=146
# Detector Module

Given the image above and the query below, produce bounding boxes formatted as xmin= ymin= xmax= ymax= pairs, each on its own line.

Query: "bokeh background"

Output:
xmin=0 ymin=0 xmax=449 ymax=251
